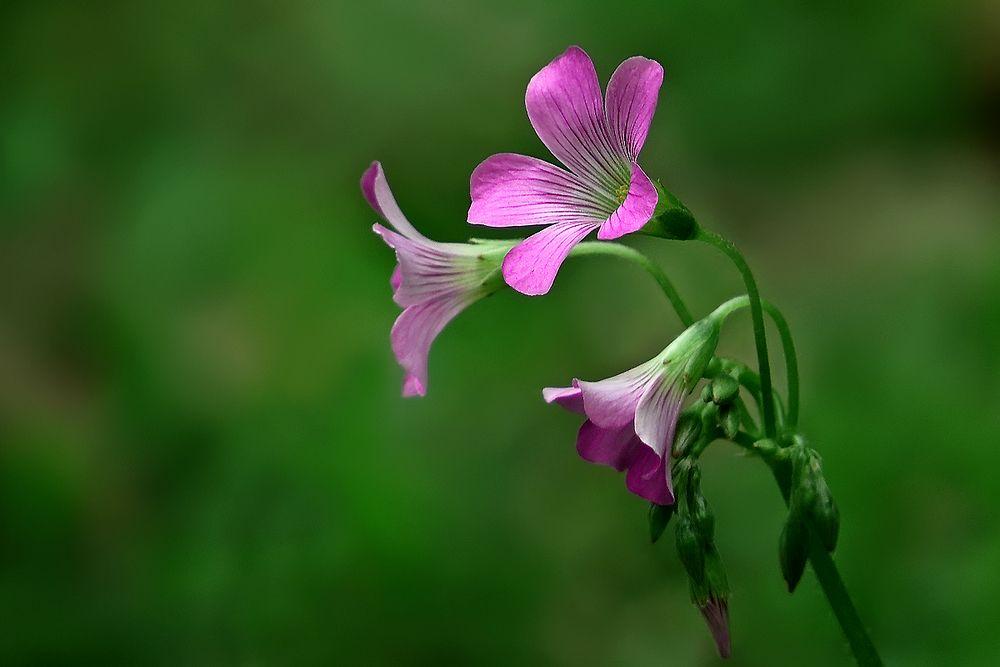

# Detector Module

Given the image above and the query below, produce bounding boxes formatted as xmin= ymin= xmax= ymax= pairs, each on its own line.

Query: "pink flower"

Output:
xmin=543 ymin=318 xmax=719 ymax=504
xmin=363 ymin=161 xmax=511 ymax=397
xmin=468 ymin=46 xmax=664 ymax=295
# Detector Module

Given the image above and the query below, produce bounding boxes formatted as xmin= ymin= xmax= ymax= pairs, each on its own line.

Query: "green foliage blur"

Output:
xmin=2 ymin=1 xmax=998 ymax=664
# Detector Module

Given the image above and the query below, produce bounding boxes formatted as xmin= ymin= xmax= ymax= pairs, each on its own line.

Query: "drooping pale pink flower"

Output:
xmin=468 ymin=46 xmax=664 ymax=295
xmin=543 ymin=318 xmax=719 ymax=504
xmin=363 ymin=161 xmax=512 ymax=397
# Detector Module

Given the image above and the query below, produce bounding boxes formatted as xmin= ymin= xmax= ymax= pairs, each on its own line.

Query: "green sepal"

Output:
xmin=675 ymin=516 xmax=705 ymax=581
xmin=720 ymin=405 xmax=741 ymax=440
xmin=672 ymin=410 xmax=702 ymax=459
xmin=810 ymin=474 xmax=840 ymax=552
xmin=641 ymin=182 xmax=699 ymax=240
xmin=649 ymin=502 xmax=675 ymax=544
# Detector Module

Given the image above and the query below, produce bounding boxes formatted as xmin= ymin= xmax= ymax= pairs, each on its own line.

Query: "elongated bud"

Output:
xmin=675 ymin=515 xmax=704 ymax=577
xmin=779 ymin=517 xmax=808 ymax=592
xmin=810 ymin=472 xmax=840 ymax=552
xmin=649 ymin=502 xmax=675 ymax=544
xmin=672 ymin=409 xmax=702 ymax=458
xmin=699 ymin=596 xmax=731 ymax=659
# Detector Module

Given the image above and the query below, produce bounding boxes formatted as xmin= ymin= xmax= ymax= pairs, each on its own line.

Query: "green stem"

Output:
xmin=762 ymin=301 xmax=800 ymax=428
xmin=697 ymin=229 xmax=777 ymax=438
xmin=570 ymin=242 xmax=694 ymax=326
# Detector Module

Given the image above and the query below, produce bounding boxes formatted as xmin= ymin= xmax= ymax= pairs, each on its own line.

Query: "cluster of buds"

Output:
xmin=769 ymin=436 xmax=841 ymax=592
xmin=672 ymin=358 xmax=751 ymax=460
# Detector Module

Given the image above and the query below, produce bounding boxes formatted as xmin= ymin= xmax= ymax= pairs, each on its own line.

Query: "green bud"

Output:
xmin=810 ymin=474 xmax=840 ymax=553
xmin=649 ymin=502 xmax=675 ymax=544
xmin=779 ymin=517 xmax=809 ymax=593
xmin=675 ymin=516 xmax=705 ymax=581
xmin=720 ymin=405 xmax=741 ymax=440
xmin=700 ymin=384 xmax=713 ymax=403
xmin=672 ymin=410 xmax=702 ymax=458
xmin=690 ymin=491 xmax=715 ymax=540
xmin=711 ymin=375 xmax=739 ymax=405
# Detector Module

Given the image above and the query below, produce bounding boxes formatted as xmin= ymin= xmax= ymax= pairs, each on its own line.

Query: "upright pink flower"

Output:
xmin=363 ymin=161 xmax=512 ymax=397
xmin=468 ymin=46 xmax=664 ymax=295
xmin=543 ymin=318 xmax=719 ymax=504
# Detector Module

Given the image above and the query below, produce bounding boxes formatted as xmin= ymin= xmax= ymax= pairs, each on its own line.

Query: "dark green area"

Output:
xmin=1 ymin=1 xmax=998 ymax=664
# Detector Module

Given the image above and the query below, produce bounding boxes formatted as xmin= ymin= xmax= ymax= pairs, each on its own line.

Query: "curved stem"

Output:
xmin=762 ymin=301 xmax=800 ymax=428
xmin=570 ymin=242 xmax=694 ymax=326
xmin=696 ymin=229 xmax=777 ymax=438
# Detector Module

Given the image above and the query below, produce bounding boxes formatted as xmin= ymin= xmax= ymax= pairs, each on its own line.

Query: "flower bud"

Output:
xmin=675 ymin=515 xmax=705 ymax=579
xmin=720 ymin=405 xmax=741 ymax=440
xmin=810 ymin=474 xmax=840 ymax=553
xmin=648 ymin=502 xmax=675 ymax=544
xmin=779 ymin=517 xmax=809 ymax=593
xmin=671 ymin=409 xmax=702 ymax=458
xmin=711 ymin=375 xmax=739 ymax=405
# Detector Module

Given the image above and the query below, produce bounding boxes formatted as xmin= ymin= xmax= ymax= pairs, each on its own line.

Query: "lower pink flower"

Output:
xmin=363 ymin=161 xmax=512 ymax=397
xmin=543 ymin=318 xmax=720 ymax=503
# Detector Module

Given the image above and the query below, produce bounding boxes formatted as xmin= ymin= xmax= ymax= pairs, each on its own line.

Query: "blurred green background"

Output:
xmin=2 ymin=1 xmax=999 ymax=664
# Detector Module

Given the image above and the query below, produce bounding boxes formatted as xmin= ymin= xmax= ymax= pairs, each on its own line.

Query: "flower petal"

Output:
xmin=501 ymin=220 xmax=598 ymax=296
xmin=605 ymin=56 xmax=664 ymax=160
xmin=525 ymin=47 xmax=629 ymax=189
xmin=543 ymin=384 xmax=584 ymax=414
xmin=390 ymin=265 xmax=403 ymax=292
xmin=361 ymin=161 xmax=424 ymax=240
xmin=596 ymin=162 xmax=658 ymax=240
xmin=634 ymin=378 xmax=684 ymax=458
xmin=468 ymin=153 xmax=613 ymax=228
xmin=578 ymin=357 xmax=661 ymax=429
xmin=624 ymin=443 xmax=673 ymax=505
xmin=390 ymin=294 xmax=474 ymax=397
xmin=576 ymin=420 xmax=641 ymax=472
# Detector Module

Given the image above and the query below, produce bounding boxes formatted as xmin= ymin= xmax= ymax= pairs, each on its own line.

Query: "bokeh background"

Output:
xmin=2 ymin=1 xmax=999 ymax=664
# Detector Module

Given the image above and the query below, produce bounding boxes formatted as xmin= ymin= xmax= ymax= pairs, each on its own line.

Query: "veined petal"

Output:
xmin=374 ymin=224 xmax=501 ymax=307
xmin=634 ymin=377 xmax=684 ymax=458
xmin=578 ymin=356 xmax=662 ymax=429
xmin=390 ymin=265 xmax=403 ymax=292
xmin=624 ymin=444 xmax=673 ymax=505
xmin=390 ymin=294 xmax=476 ymax=397
xmin=468 ymin=153 xmax=614 ymax=228
xmin=543 ymin=383 xmax=584 ymax=414
xmin=525 ymin=47 xmax=630 ymax=190
xmin=605 ymin=56 xmax=664 ymax=160
xmin=501 ymin=220 xmax=598 ymax=296
xmin=576 ymin=420 xmax=641 ymax=472
xmin=596 ymin=162 xmax=658 ymax=240
xmin=361 ymin=161 xmax=425 ymax=240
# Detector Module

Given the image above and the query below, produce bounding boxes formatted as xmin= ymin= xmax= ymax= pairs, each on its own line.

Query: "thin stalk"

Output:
xmin=696 ymin=229 xmax=777 ymax=438
xmin=570 ymin=242 xmax=694 ymax=326
xmin=762 ymin=302 xmax=800 ymax=428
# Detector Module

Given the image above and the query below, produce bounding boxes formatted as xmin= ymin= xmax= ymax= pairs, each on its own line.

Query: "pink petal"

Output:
xmin=390 ymin=265 xmax=403 ymax=292
xmin=578 ymin=358 xmax=660 ymax=430
xmin=576 ymin=420 xmax=641 ymax=472
xmin=361 ymin=161 xmax=424 ymax=240
xmin=390 ymin=295 xmax=473 ymax=397
xmin=501 ymin=220 xmax=598 ymax=296
xmin=525 ymin=47 xmax=629 ymax=188
xmin=543 ymin=384 xmax=584 ymax=414
xmin=596 ymin=162 xmax=658 ymax=240
xmin=468 ymin=153 xmax=613 ymax=228
xmin=605 ymin=56 xmax=664 ymax=160
xmin=633 ymin=379 xmax=684 ymax=458
xmin=624 ymin=443 xmax=673 ymax=505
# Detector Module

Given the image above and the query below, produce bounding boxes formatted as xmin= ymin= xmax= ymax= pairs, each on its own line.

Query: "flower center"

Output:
xmin=614 ymin=183 xmax=629 ymax=206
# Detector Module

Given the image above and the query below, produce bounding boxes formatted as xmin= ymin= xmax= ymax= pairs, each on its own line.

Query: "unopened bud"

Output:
xmin=698 ymin=596 xmax=732 ymax=659
xmin=672 ymin=410 xmax=702 ymax=458
xmin=711 ymin=375 xmax=739 ymax=405
xmin=720 ymin=405 xmax=741 ymax=440
xmin=810 ymin=475 xmax=840 ymax=552
xmin=779 ymin=517 xmax=809 ymax=593
xmin=675 ymin=516 xmax=705 ymax=581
